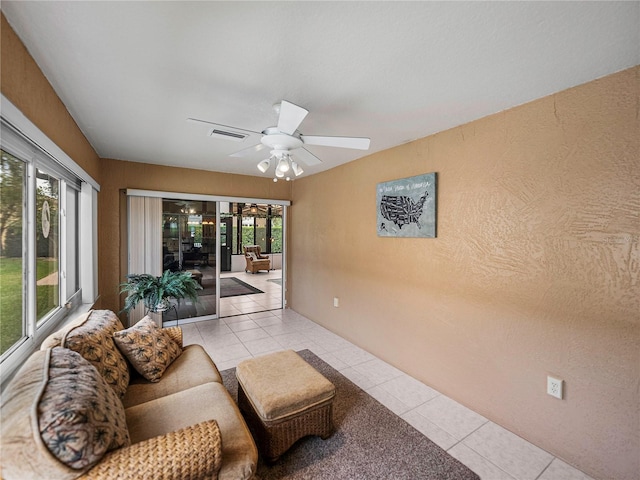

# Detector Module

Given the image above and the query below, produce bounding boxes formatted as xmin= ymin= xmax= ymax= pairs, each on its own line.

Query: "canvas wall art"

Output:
xmin=377 ymin=172 xmax=436 ymax=238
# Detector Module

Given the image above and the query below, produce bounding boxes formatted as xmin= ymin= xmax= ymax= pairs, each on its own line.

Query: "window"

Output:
xmin=65 ymin=185 xmax=79 ymax=298
xmin=35 ymin=169 xmax=60 ymax=323
xmin=231 ymin=203 xmax=283 ymax=254
xmin=270 ymin=213 xmax=283 ymax=254
xmin=1 ymin=97 xmax=99 ymax=380
xmin=0 ymin=151 xmax=25 ymax=355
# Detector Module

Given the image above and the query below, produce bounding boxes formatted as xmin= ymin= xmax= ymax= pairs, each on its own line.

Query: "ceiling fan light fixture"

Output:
xmin=276 ymin=155 xmax=290 ymax=173
xmin=257 ymin=158 xmax=271 ymax=173
xmin=291 ymin=161 xmax=304 ymax=177
xmin=192 ymin=99 xmax=372 ymax=178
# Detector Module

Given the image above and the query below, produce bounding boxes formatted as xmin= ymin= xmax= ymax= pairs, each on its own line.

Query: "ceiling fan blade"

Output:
xmin=300 ymin=135 xmax=370 ymax=150
xmin=187 ymin=118 xmax=262 ymax=136
xmin=277 ymin=100 xmax=309 ymax=135
xmin=230 ymin=143 xmax=267 ymax=158
xmin=293 ymin=147 xmax=322 ymax=166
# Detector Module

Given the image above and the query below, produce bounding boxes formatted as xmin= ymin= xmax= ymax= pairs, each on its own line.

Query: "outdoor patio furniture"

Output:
xmin=243 ymin=245 xmax=271 ymax=274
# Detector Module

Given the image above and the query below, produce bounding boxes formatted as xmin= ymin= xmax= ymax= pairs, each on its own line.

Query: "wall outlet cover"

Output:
xmin=547 ymin=376 xmax=563 ymax=399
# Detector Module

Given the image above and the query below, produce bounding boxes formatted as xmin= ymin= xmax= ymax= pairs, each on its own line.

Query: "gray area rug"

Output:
xmin=220 ymin=350 xmax=479 ymax=480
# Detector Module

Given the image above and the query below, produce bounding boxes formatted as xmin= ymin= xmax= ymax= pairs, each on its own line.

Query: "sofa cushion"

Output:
xmin=0 ymin=348 xmax=130 ymax=480
xmin=113 ymin=316 xmax=182 ymax=382
xmin=123 ymin=344 xmax=222 ymax=409
xmin=125 ymin=382 xmax=258 ymax=480
xmin=41 ymin=309 xmax=130 ymax=399
xmin=236 ymin=349 xmax=336 ymax=421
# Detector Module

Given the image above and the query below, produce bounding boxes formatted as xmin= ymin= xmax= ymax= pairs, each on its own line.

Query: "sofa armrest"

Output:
xmin=163 ymin=326 xmax=183 ymax=348
xmin=80 ymin=420 xmax=221 ymax=480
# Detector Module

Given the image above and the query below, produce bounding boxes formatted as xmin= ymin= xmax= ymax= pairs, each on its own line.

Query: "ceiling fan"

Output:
xmin=188 ymin=100 xmax=370 ymax=180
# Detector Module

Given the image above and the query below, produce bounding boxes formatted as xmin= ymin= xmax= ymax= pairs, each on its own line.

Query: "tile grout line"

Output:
xmin=533 ymin=456 xmax=555 ymax=480
xmin=442 ymin=420 xmax=527 ymax=480
xmin=447 ymin=418 xmax=490 ymax=451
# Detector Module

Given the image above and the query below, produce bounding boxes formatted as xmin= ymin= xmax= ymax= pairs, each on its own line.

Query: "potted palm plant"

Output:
xmin=120 ymin=270 xmax=202 ymax=314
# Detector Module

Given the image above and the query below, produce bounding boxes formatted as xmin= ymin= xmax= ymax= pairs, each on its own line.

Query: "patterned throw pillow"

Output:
xmin=41 ymin=310 xmax=130 ymax=399
xmin=38 ymin=347 xmax=130 ymax=470
xmin=113 ymin=316 xmax=182 ymax=382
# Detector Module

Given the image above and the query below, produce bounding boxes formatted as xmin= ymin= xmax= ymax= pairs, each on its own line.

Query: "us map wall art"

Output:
xmin=377 ymin=172 xmax=436 ymax=238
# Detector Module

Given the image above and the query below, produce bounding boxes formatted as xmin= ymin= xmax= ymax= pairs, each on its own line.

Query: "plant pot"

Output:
xmin=148 ymin=299 xmax=170 ymax=313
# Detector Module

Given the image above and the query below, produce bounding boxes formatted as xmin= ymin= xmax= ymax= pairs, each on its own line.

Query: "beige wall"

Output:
xmin=289 ymin=67 xmax=639 ymax=480
xmin=97 ymin=158 xmax=292 ymax=315
xmin=1 ymin=13 xmax=101 ymax=182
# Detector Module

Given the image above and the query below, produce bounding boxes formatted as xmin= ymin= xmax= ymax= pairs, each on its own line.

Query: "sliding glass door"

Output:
xmin=161 ymin=200 xmax=217 ymax=322
xmin=127 ymin=189 xmax=288 ymax=327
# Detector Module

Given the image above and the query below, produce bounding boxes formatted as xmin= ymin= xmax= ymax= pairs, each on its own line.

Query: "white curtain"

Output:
xmin=127 ymin=195 xmax=162 ymax=326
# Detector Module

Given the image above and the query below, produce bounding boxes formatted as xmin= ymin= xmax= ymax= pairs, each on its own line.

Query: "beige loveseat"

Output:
xmin=0 ymin=310 xmax=258 ymax=480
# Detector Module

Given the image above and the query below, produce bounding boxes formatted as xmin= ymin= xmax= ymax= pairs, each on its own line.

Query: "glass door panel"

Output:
xmin=220 ymin=217 xmax=232 ymax=272
xmin=161 ymin=200 xmax=217 ymax=324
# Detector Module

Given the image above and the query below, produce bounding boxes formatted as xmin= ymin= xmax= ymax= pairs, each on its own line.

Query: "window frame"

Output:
xmin=0 ymin=94 xmax=99 ymax=386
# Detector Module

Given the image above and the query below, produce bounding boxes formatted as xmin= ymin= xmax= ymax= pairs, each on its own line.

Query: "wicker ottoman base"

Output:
xmin=238 ymin=382 xmax=334 ymax=462
xmin=236 ymin=350 xmax=336 ymax=463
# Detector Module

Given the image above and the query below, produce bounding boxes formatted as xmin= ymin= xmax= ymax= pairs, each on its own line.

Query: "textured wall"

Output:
xmin=289 ymin=67 xmax=639 ymax=480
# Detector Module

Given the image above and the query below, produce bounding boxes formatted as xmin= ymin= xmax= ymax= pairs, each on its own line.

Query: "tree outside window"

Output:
xmin=0 ymin=151 xmax=25 ymax=354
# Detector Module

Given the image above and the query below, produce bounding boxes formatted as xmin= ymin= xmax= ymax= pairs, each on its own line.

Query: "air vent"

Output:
xmin=208 ymin=128 xmax=248 ymax=142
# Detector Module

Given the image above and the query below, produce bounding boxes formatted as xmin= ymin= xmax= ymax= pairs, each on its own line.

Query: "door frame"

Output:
xmin=127 ymin=189 xmax=290 ymax=322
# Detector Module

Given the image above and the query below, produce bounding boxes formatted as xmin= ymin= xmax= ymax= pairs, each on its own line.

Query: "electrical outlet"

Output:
xmin=547 ymin=376 xmax=563 ymax=399
xmin=333 ymin=297 xmax=339 ymax=307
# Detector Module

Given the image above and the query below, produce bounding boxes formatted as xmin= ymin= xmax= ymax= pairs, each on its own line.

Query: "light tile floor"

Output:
xmin=180 ymin=307 xmax=594 ymax=480
xmin=219 ymin=270 xmax=283 ymax=316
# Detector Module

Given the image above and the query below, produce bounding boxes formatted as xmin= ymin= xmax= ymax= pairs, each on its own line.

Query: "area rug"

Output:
xmin=267 ymin=278 xmax=282 ymax=286
xmin=197 ymin=277 xmax=264 ymax=298
xmin=220 ymin=350 xmax=479 ymax=480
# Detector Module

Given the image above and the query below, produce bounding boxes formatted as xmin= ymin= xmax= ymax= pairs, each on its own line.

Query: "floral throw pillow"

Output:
xmin=41 ymin=309 xmax=130 ymax=399
xmin=38 ymin=347 xmax=130 ymax=470
xmin=113 ymin=316 xmax=182 ymax=382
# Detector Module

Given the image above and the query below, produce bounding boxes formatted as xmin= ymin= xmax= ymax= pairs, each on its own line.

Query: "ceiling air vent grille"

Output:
xmin=208 ymin=128 xmax=248 ymax=142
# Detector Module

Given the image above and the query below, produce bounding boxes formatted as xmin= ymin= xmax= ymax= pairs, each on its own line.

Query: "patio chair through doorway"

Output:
xmin=243 ymin=245 xmax=271 ymax=273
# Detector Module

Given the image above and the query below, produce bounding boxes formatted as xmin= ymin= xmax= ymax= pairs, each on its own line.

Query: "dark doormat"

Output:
xmin=197 ymin=277 xmax=264 ymax=298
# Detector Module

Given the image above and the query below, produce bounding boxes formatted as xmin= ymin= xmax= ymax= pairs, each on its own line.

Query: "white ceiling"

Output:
xmin=2 ymin=1 xmax=638 ymax=179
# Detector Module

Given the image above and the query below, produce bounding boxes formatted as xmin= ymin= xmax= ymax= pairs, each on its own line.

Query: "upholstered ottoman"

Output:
xmin=236 ymin=350 xmax=336 ymax=462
